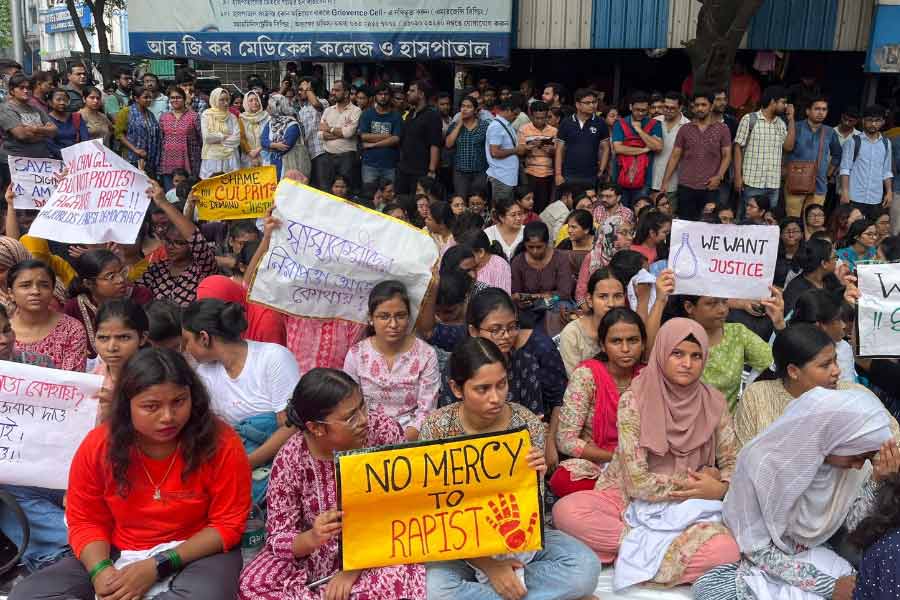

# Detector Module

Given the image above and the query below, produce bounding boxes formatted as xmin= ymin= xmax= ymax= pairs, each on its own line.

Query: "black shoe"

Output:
xmin=0 ymin=564 xmax=28 ymax=595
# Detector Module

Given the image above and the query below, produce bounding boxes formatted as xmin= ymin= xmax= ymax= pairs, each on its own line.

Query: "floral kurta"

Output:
xmin=342 ymin=337 xmax=440 ymax=431
xmin=594 ymin=389 xmax=739 ymax=585
xmin=702 ymin=322 xmax=773 ymax=411
xmin=556 ymin=365 xmax=610 ymax=481
xmin=14 ymin=313 xmax=88 ymax=372
xmin=558 ymin=318 xmax=601 ymax=376
xmin=239 ymin=408 xmax=426 ymax=600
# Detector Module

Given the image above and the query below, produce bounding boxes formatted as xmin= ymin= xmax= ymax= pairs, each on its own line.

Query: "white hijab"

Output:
xmin=724 ymin=386 xmax=891 ymax=555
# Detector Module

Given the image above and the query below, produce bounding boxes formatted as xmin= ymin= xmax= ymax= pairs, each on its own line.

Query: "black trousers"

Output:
xmin=677 ymin=185 xmax=718 ymax=221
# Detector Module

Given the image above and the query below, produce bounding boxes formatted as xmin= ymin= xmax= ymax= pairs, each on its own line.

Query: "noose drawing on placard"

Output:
xmin=671 ymin=232 xmax=699 ymax=279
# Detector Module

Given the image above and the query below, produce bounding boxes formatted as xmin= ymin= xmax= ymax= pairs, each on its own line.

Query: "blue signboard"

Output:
xmin=866 ymin=1 xmax=900 ymax=73
xmin=42 ymin=3 xmax=92 ymax=34
xmin=127 ymin=1 xmax=514 ymax=62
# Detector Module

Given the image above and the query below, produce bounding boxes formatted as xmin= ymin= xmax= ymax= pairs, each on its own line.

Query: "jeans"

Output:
xmin=453 ymin=170 xmax=488 ymax=202
xmin=426 ymin=529 xmax=601 ymax=600
xmin=620 ymin=186 xmax=650 ymax=208
xmin=740 ymin=186 xmax=780 ymax=217
xmin=489 ymin=176 xmax=515 ymax=204
xmin=0 ymin=485 xmax=69 ymax=572
xmin=360 ymin=164 xmax=396 ymax=187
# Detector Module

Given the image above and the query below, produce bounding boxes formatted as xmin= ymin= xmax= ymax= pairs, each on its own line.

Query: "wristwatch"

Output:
xmin=153 ymin=552 xmax=177 ymax=581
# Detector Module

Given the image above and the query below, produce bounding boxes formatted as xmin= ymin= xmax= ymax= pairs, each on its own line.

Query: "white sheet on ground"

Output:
xmin=741 ymin=546 xmax=853 ymax=600
xmin=595 ymin=567 xmax=694 ymax=599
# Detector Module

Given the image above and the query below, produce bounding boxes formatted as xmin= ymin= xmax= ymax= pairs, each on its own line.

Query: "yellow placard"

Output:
xmin=191 ymin=166 xmax=277 ymax=221
xmin=336 ymin=427 xmax=543 ymax=570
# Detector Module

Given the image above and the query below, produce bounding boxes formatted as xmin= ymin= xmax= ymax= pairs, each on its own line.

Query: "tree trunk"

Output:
xmin=65 ymin=0 xmax=93 ymax=72
xmin=93 ymin=0 xmax=112 ymax=84
xmin=684 ymin=0 xmax=765 ymax=94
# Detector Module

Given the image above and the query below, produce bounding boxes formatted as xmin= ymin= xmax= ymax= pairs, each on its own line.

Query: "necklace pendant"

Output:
xmin=153 ymin=488 xmax=162 ymax=501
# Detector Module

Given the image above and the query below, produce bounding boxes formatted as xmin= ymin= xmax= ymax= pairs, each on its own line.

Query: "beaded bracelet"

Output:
xmin=89 ymin=559 xmax=114 ymax=582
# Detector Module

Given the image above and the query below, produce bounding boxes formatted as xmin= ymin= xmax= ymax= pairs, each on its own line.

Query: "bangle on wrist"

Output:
xmin=89 ymin=559 xmax=114 ymax=582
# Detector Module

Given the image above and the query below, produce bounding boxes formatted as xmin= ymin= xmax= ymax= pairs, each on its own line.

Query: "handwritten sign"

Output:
xmin=337 ymin=427 xmax=543 ymax=570
xmin=0 ymin=360 xmax=101 ymax=489
xmin=670 ymin=220 xmax=779 ymax=300
xmin=191 ymin=166 xmax=277 ymax=221
xmin=8 ymin=156 xmax=64 ymax=209
xmin=248 ymin=179 xmax=438 ymax=324
xmin=858 ymin=263 xmax=900 ymax=356
xmin=28 ymin=140 xmax=151 ymax=244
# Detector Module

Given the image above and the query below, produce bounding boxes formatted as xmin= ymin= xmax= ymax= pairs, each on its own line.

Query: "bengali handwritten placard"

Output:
xmin=337 ymin=427 xmax=543 ymax=570
xmin=28 ymin=140 xmax=151 ymax=244
xmin=248 ymin=179 xmax=438 ymax=324
xmin=192 ymin=166 xmax=277 ymax=221
xmin=670 ymin=220 xmax=779 ymax=300
xmin=0 ymin=360 xmax=101 ymax=489
xmin=8 ymin=156 xmax=64 ymax=209
xmin=858 ymin=263 xmax=900 ymax=356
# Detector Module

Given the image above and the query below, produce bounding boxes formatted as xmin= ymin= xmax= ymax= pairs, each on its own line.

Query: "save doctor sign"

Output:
xmin=669 ymin=220 xmax=779 ymax=300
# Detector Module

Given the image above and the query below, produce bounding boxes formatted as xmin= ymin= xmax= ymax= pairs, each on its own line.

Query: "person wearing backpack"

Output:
xmin=611 ymin=91 xmax=663 ymax=207
xmin=839 ymin=104 xmax=894 ymax=220
xmin=733 ymin=85 xmax=796 ymax=217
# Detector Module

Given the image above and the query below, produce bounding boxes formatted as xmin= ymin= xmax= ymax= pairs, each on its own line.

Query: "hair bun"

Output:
xmin=220 ymin=302 xmax=249 ymax=336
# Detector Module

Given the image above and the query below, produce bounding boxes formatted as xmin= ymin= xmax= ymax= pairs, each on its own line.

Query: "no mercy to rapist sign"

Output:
xmin=336 ymin=427 xmax=543 ymax=570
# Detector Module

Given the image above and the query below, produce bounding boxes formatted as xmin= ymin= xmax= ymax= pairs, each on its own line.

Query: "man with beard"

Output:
xmin=396 ymin=80 xmax=442 ymax=201
xmin=783 ymin=96 xmax=842 ymax=217
xmin=359 ymin=82 xmax=402 ymax=189
xmin=319 ymin=79 xmax=361 ymax=193
xmin=104 ymin=68 xmax=133 ymax=119
xmin=840 ymin=104 xmax=894 ymax=219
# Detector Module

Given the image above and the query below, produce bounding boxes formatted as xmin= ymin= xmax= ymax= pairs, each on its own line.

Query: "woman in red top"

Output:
xmin=10 ymin=347 xmax=251 ymax=600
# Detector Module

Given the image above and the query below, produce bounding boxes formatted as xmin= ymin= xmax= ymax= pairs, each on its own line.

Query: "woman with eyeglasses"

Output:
xmin=159 ymin=85 xmax=202 ymax=189
xmin=343 ymin=281 xmax=440 ymax=442
xmin=183 ymin=298 xmax=300 ymax=505
xmin=803 ymin=203 xmax=827 ymax=240
xmin=836 ymin=219 xmax=878 ymax=273
xmin=137 ymin=181 xmax=217 ymax=306
xmin=239 ymin=368 xmax=426 ymax=600
xmin=63 ymin=248 xmax=152 ymax=368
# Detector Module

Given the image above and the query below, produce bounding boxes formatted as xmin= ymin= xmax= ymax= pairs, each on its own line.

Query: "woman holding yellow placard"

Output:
xmin=239 ymin=368 xmax=426 ymax=600
xmin=421 ymin=337 xmax=601 ymax=600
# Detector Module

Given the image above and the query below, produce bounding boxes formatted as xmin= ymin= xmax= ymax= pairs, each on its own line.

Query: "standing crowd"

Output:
xmin=0 ymin=58 xmax=898 ymax=599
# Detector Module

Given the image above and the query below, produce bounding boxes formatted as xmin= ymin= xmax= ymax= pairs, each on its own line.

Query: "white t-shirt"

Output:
xmin=484 ymin=225 xmax=524 ymax=260
xmin=196 ymin=340 xmax=301 ymax=425
xmin=652 ymin=114 xmax=690 ymax=192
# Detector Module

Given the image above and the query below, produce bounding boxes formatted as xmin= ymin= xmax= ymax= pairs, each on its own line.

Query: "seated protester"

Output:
xmin=716 ymin=204 xmax=736 ymax=225
xmin=733 ymin=323 xmax=886 ymax=449
xmin=137 ymin=181 xmax=217 ymax=306
xmin=828 ymin=205 xmax=861 ymax=246
xmin=240 ymin=369 xmax=426 ymax=599
xmin=630 ymin=209 xmax=671 ymax=264
xmin=849 ymin=470 xmax=900 ymax=599
xmin=658 ymin=292 xmax=781 ymax=411
xmin=422 ymin=337 xmax=601 ymax=600
xmin=456 ymin=228 xmax=511 ymax=294
xmin=197 ymin=275 xmax=286 ymax=346
xmin=774 ymin=217 xmax=804 ymax=288
xmin=783 ymin=237 xmax=843 ymax=315
xmin=183 ymin=299 xmax=300 ymax=505
xmin=553 ymin=318 xmax=740 ymax=587
xmin=552 ymin=308 xmax=645 ymax=497
xmin=540 ymin=183 xmax=575 ymax=241
xmin=46 ymin=88 xmax=90 ymax=159
xmin=92 ymin=299 xmax=151 ymax=423
xmin=484 ymin=196 xmax=525 ymax=261
xmin=803 ymin=203 xmax=827 ymax=240
xmin=467 ymin=189 xmax=493 ymax=228
xmin=510 ymin=221 xmax=573 ymax=334
xmin=574 ymin=220 xmax=635 ymax=305
xmin=608 ymin=249 xmax=655 ymax=321
xmin=792 ymin=289 xmax=858 ymax=384
xmin=418 ymin=270 xmax=472 ymax=356
xmin=741 ymin=194 xmax=769 ymax=226
xmin=424 ymin=200 xmax=455 ymax=257
xmin=878 ymin=233 xmax=900 ymax=261
xmin=0 ymin=305 xmax=63 ymax=579
xmin=9 ymin=259 xmax=88 ymax=371
xmin=872 ymin=206 xmax=892 ymax=246
xmin=213 ymin=220 xmax=261 ymax=277
xmin=437 ymin=289 xmax=567 ymax=468
xmin=516 ymin=185 xmax=540 ymax=224
xmin=695 ymin=387 xmax=899 ymax=600
xmin=555 ymin=208 xmax=595 ymax=291
xmin=438 ymin=244 xmax=486 ymax=295
xmin=9 ymin=348 xmax=251 ymax=600
xmin=344 ymin=281 xmax=439 ymax=442
xmin=64 ymin=249 xmax=152 ymax=369
xmin=836 ymin=219 xmax=878 ymax=273
xmin=144 ymin=300 xmax=183 ymax=352
xmin=558 ymin=267 xmax=626 ymax=375
xmin=381 ymin=201 xmax=408 ymax=222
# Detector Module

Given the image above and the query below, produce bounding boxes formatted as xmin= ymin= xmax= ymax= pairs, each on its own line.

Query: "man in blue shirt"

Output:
xmin=840 ymin=104 xmax=894 ymax=219
xmin=611 ymin=91 xmax=663 ymax=207
xmin=485 ymin=99 xmax=525 ymax=203
xmin=783 ymin=95 xmax=843 ymax=217
xmin=358 ymin=82 xmax=402 ymax=191
xmin=555 ymin=88 xmax=609 ymax=195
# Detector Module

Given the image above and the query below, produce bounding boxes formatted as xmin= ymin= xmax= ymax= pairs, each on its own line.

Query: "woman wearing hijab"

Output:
xmin=196 ymin=275 xmax=285 ymax=345
xmin=200 ymin=88 xmax=241 ymax=178
xmin=553 ymin=318 xmax=740 ymax=589
xmin=694 ymin=387 xmax=899 ymax=600
xmin=239 ymin=91 xmax=269 ymax=169
xmin=261 ymin=93 xmax=310 ymax=179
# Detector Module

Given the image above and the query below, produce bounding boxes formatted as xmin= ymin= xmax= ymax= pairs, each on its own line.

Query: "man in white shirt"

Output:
xmin=540 ymin=183 xmax=574 ymax=241
xmin=319 ymin=79 xmax=361 ymax=193
xmin=651 ymin=92 xmax=691 ymax=203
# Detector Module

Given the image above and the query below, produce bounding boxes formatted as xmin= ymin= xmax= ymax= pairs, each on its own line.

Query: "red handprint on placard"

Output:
xmin=484 ymin=492 xmax=538 ymax=551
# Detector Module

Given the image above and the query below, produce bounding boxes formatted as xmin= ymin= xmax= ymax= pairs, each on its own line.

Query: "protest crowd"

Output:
xmin=1 ymin=57 xmax=900 ymax=600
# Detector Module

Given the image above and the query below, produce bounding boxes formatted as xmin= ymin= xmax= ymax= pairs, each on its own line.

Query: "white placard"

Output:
xmin=669 ymin=220 xmax=779 ymax=300
xmin=249 ymin=180 xmax=438 ymax=324
xmin=8 ymin=156 xmax=64 ymax=209
xmin=858 ymin=263 xmax=900 ymax=356
xmin=28 ymin=140 xmax=151 ymax=244
xmin=0 ymin=360 xmax=101 ymax=489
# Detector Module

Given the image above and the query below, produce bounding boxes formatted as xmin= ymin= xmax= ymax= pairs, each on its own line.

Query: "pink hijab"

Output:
xmin=630 ymin=317 xmax=726 ymax=475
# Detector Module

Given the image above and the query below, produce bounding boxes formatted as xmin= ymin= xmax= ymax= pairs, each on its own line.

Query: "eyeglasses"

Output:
xmin=480 ymin=324 xmax=520 ymax=338
xmin=165 ymin=237 xmax=190 ymax=247
xmin=316 ymin=400 xmax=368 ymax=428
xmin=373 ymin=312 xmax=409 ymax=324
xmin=861 ymin=230 xmax=878 ymax=238
xmin=97 ymin=267 xmax=128 ymax=283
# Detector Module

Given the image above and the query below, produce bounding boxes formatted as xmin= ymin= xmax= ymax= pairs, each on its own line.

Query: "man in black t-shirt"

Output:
xmin=396 ymin=80 xmax=442 ymax=202
xmin=554 ymin=88 xmax=610 ymax=194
